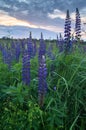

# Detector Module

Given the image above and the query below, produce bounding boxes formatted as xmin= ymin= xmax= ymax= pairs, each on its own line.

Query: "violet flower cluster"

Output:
xmin=64 ymin=10 xmax=71 ymax=53
xmin=57 ymin=33 xmax=64 ymax=52
xmin=75 ymin=8 xmax=81 ymax=40
xmin=15 ymin=43 xmax=21 ymax=62
xmin=27 ymin=32 xmax=34 ymax=58
xmin=38 ymin=55 xmax=47 ymax=107
xmin=38 ymin=33 xmax=46 ymax=61
xmin=22 ymin=50 xmax=30 ymax=86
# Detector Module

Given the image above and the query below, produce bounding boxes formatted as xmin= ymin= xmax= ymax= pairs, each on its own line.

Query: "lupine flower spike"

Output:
xmin=64 ymin=10 xmax=71 ymax=53
xmin=58 ymin=33 xmax=64 ymax=52
xmin=22 ymin=50 xmax=30 ymax=86
xmin=75 ymin=8 xmax=81 ymax=40
xmin=38 ymin=55 xmax=47 ymax=107
xmin=38 ymin=33 xmax=46 ymax=61
xmin=27 ymin=32 xmax=34 ymax=58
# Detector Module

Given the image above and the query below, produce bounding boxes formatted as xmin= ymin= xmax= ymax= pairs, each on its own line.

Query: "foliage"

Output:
xmin=0 ymin=43 xmax=86 ymax=130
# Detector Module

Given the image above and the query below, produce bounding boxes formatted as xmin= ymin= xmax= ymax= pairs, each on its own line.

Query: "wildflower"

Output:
xmin=27 ymin=32 xmax=34 ymax=58
xmin=53 ymin=86 xmax=57 ymax=91
xmin=2 ymin=48 xmax=12 ymax=69
xmin=58 ymin=33 xmax=64 ymax=52
xmin=75 ymin=8 xmax=81 ymax=40
xmin=38 ymin=55 xmax=47 ymax=107
xmin=22 ymin=50 xmax=30 ymax=85
xmin=47 ymin=44 xmax=55 ymax=60
xmin=33 ymin=39 xmax=37 ymax=56
xmin=64 ymin=10 xmax=71 ymax=53
xmin=15 ymin=43 xmax=21 ymax=62
xmin=38 ymin=33 xmax=46 ymax=61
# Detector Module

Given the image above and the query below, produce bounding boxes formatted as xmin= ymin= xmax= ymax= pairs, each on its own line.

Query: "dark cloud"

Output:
xmin=0 ymin=0 xmax=86 ymax=20
xmin=0 ymin=0 xmax=86 ymax=38
xmin=1 ymin=0 xmax=86 ymax=12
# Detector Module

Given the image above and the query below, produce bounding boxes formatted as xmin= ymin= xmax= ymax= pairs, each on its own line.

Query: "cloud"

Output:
xmin=48 ymin=9 xmax=66 ymax=19
xmin=0 ymin=0 xmax=86 ymax=39
xmin=0 ymin=10 xmax=38 ymax=28
xmin=0 ymin=10 xmax=63 ymax=34
xmin=0 ymin=25 xmax=57 ymax=39
xmin=18 ymin=0 xmax=28 ymax=3
xmin=0 ymin=0 xmax=86 ymax=24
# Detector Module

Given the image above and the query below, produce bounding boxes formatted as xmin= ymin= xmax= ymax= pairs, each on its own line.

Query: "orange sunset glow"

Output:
xmin=0 ymin=11 xmax=38 ymax=28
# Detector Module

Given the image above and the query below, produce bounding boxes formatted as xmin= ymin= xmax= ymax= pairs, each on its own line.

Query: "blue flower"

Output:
xmin=75 ymin=8 xmax=81 ymax=40
xmin=38 ymin=33 xmax=46 ymax=61
xmin=64 ymin=10 xmax=71 ymax=53
xmin=22 ymin=50 xmax=30 ymax=86
xmin=38 ymin=55 xmax=47 ymax=107
xmin=27 ymin=32 xmax=34 ymax=58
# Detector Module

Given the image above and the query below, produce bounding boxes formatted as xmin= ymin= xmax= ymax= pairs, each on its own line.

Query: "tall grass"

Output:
xmin=0 ymin=40 xmax=86 ymax=130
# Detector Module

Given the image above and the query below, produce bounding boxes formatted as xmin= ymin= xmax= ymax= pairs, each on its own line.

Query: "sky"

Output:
xmin=0 ymin=0 xmax=86 ymax=39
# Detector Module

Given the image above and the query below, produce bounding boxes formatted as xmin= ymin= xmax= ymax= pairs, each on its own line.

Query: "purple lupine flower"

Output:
xmin=47 ymin=43 xmax=55 ymax=60
xmin=83 ymin=46 xmax=86 ymax=53
xmin=56 ymin=34 xmax=59 ymax=47
xmin=10 ymin=40 xmax=17 ymax=60
xmin=27 ymin=32 xmax=34 ymax=58
xmin=64 ymin=10 xmax=71 ymax=53
xmin=38 ymin=55 xmax=47 ymax=107
xmin=0 ymin=44 xmax=3 ymax=51
xmin=58 ymin=33 xmax=64 ymax=52
xmin=53 ymin=86 xmax=57 ymax=91
xmin=11 ymin=40 xmax=16 ymax=50
xmin=22 ymin=50 xmax=30 ymax=86
xmin=75 ymin=8 xmax=81 ymax=40
xmin=38 ymin=33 xmax=46 ymax=61
xmin=2 ymin=48 xmax=7 ymax=63
xmin=21 ymin=40 xmax=26 ymax=55
xmin=2 ymin=47 xmax=12 ymax=69
xmin=15 ymin=43 xmax=21 ymax=62
xmin=33 ymin=39 xmax=37 ymax=56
